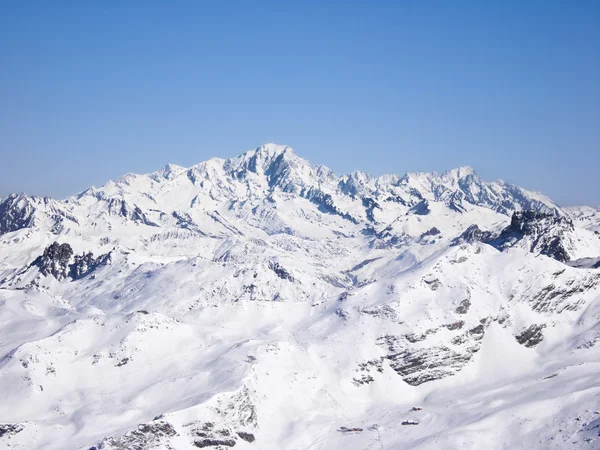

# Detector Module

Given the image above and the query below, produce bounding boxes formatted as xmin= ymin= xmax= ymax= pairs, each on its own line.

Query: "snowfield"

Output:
xmin=0 ymin=144 xmax=599 ymax=450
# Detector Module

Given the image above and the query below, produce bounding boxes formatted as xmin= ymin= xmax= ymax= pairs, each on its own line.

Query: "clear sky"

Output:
xmin=1 ymin=1 xmax=598 ymax=206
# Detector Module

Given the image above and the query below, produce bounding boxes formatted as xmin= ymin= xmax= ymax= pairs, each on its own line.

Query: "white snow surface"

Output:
xmin=0 ymin=144 xmax=599 ymax=450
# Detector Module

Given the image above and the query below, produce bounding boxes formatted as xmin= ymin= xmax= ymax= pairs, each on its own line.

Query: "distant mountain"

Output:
xmin=1 ymin=144 xmax=599 ymax=450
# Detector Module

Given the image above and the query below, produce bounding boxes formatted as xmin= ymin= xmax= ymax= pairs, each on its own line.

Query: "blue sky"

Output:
xmin=1 ymin=1 xmax=598 ymax=205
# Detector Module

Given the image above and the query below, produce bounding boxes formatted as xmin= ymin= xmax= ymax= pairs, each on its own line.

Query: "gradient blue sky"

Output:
xmin=1 ymin=1 xmax=598 ymax=205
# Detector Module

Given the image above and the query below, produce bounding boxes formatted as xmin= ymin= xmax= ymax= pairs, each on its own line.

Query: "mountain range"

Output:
xmin=1 ymin=144 xmax=600 ymax=449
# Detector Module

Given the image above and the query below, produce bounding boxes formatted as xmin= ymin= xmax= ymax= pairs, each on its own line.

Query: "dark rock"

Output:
xmin=362 ymin=197 xmax=381 ymax=222
xmin=194 ymin=438 xmax=236 ymax=448
xmin=33 ymin=242 xmax=73 ymax=281
xmin=91 ymin=421 xmax=177 ymax=449
xmin=408 ymin=200 xmax=430 ymax=216
xmin=268 ymin=261 xmax=294 ymax=282
xmin=423 ymin=277 xmax=441 ymax=290
xmin=369 ymin=226 xmax=411 ymax=249
xmin=0 ymin=194 xmax=36 ymax=235
xmin=305 ymin=189 xmax=359 ymax=224
xmin=338 ymin=426 xmax=363 ymax=433
xmin=236 ymin=432 xmax=255 ymax=443
xmin=106 ymin=198 xmax=159 ymax=227
xmin=452 ymin=225 xmax=495 ymax=245
xmin=422 ymin=227 xmax=441 ymax=237
xmin=493 ymin=211 xmax=574 ymax=262
xmin=31 ymin=243 xmax=110 ymax=282
xmin=335 ymin=308 xmax=349 ymax=320
xmin=455 ymin=298 xmax=471 ymax=314
xmin=349 ymin=257 xmax=382 ymax=272
xmin=515 ymin=324 xmax=546 ymax=347
xmin=338 ymin=292 xmax=350 ymax=302
xmin=528 ymin=275 xmax=600 ymax=313
xmin=0 ymin=423 xmax=23 ymax=438
xmin=172 ymin=211 xmax=205 ymax=234
xmin=353 ymin=358 xmax=384 ymax=385
xmin=69 ymin=251 xmax=111 ymax=280
xmin=446 ymin=321 xmax=465 ymax=331
xmin=379 ymin=321 xmax=488 ymax=386
xmin=385 ymin=346 xmax=467 ymax=385
xmin=448 ymin=199 xmax=466 ymax=213
xmin=454 ymin=211 xmax=575 ymax=263
xmin=469 ymin=324 xmax=485 ymax=335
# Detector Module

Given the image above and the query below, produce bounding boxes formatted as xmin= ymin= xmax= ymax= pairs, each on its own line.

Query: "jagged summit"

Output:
xmin=0 ymin=145 xmax=576 ymax=254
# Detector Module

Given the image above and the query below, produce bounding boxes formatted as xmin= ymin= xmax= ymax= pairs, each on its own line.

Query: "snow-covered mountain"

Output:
xmin=1 ymin=144 xmax=600 ymax=450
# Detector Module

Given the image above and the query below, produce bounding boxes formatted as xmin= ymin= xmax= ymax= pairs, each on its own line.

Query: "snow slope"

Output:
xmin=0 ymin=144 xmax=600 ymax=450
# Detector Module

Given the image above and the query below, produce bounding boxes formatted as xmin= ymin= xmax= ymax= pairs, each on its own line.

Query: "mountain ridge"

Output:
xmin=0 ymin=144 xmax=599 ymax=450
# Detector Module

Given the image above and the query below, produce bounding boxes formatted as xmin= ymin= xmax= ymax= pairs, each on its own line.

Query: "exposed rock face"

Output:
xmin=105 ymin=198 xmax=159 ymax=227
xmin=409 ymin=200 xmax=430 ymax=216
xmin=89 ymin=421 xmax=177 ymax=450
xmin=515 ymin=324 xmax=546 ymax=347
xmin=0 ymin=194 xmax=36 ymax=235
xmin=0 ymin=194 xmax=79 ymax=236
xmin=423 ymin=227 xmax=441 ymax=237
xmin=455 ymin=298 xmax=471 ymax=314
xmin=453 ymin=224 xmax=496 ymax=245
xmin=454 ymin=211 xmax=579 ymax=262
xmin=194 ymin=438 xmax=236 ymax=447
xmin=493 ymin=211 xmax=574 ymax=262
xmin=33 ymin=242 xmax=74 ymax=281
xmin=69 ymin=251 xmax=112 ymax=280
xmin=306 ymin=189 xmax=359 ymax=224
xmin=32 ymin=243 xmax=111 ymax=281
xmin=527 ymin=275 xmax=600 ymax=313
xmin=376 ymin=322 xmax=487 ymax=386
xmin=0 ymin=423 xmax=23 ymax=439
xmin=362 ymin=197 xmax=381 ymax=222
xmin=236 ymin=431 xmax=255 ymax=443
xmin=268 ymin=261 xmax=294 ymax=282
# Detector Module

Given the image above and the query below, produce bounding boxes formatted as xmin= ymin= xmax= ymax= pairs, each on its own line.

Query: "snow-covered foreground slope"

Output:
xmin=1 ymin=144 xmax=600 ymax=450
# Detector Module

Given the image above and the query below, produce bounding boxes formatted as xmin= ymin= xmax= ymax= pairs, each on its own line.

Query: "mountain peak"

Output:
xmin=441 ymin=166 xmax=477 ymax=180
xmin=153 ymin=163 xmax=185 ymax=180
xmin=255 ymin=143 xmax=295 ymax=155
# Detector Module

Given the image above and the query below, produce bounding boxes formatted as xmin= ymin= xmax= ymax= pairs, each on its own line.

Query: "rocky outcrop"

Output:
xmin=194 ymin=438 xmax=236 ymax=447
xmin=0 ymin=194 xmax=36 ymax=235
xmin=408 ymin=200 xmax=430 ymax=216
xmin=105 ymin=198 xmax=159 ymax=227
xmin=88 ymin=421 xmax=177 ymax=450
xmin=33 ymin=242 xmax=74 ymax=281
xmin=305 ymin=189 xmax=359 ymax=224
xmin=268 ymin=261 xmax=294 ymax=282
xmin=452 ymin=224 xmax=496 ymax=245
xmin=515 ymin=324 xmax=546 ymax=347
xmin=0 ymin=194 xmax=79 ymax=236
xmin=236 ymin=432 xmax=255 ymax=443
xmin=375 ymin=322 xmax=488 ymax=386
xmin=526 ymin=274 xmax=600 ymax=313
xmin=69 ymin=251 xmax=112 ymax=280
xmin=493 ymin=211 xmax=574 ymax=262
xmin=32 ymin=242 xmax=111 ymax=281
xmin=454 ymin=211 xmax=576 ymax=262
xmin=0 ymin=423 xmax=23 ymax=439
xmin=455 ymin=298 xmax=471 ymax=314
